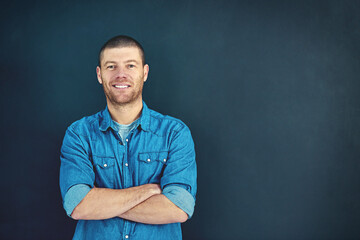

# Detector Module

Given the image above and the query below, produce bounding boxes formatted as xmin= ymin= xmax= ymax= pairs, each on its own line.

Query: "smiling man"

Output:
xmin=59 ymin=35 xmax=197 ymax=240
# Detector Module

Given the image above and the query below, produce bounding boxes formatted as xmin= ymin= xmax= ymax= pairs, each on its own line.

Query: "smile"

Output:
xmin=113 ymin=84 xmax=130 ymax=89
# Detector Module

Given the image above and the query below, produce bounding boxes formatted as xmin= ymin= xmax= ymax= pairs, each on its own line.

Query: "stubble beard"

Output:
xmin=103 ymin=77 xmax=144 ymax=107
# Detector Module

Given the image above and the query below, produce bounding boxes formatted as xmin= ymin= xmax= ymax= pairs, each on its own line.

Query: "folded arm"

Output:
xmin=71 ymin=184 xmax=161 ymax=220
xmin=119 ymin=193 xmax=188 ymax=224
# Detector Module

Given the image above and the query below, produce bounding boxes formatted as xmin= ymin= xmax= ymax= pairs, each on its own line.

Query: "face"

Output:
xmin=96 ymin=47 xmax=149 ymax=107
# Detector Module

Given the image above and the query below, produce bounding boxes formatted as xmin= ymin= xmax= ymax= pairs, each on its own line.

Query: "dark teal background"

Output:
xmin=1 ymin=0 xmax=360 ymax=239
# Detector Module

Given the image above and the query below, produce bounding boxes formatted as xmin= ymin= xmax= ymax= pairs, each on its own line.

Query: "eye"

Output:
xmin=106 ymin=65 xmax=115 ymax=70
xmin=127 ymin=64 xmax=135 ymax=69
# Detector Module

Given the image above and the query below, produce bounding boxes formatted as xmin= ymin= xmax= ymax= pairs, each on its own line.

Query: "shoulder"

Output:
xmin=67 ymin=110 xmax=103 ymax=136
xmin=148 ymin=108 xmax=190 ymax=135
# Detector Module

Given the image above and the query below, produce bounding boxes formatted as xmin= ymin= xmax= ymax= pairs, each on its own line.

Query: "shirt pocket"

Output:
xmin=137 ymin=151 xmax=168 ymax=185
xmin=92 ymin=155 xmax=116 ymax=188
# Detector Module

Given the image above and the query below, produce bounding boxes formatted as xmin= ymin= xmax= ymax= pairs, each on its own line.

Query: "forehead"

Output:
xmin=101 ymin=47 xmax=142 ymax=63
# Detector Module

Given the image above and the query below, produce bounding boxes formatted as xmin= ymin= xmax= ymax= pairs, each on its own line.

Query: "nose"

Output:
xmin=114 ymin=67 xmax=128 ymax=79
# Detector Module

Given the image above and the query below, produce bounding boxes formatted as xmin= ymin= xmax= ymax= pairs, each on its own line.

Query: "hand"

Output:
xmin=147 ymin=184 xmax=162 ymax=195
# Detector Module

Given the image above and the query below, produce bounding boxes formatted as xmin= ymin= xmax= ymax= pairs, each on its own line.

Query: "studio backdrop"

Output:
xmin=0 ymin=0 xmax=359 ymax=239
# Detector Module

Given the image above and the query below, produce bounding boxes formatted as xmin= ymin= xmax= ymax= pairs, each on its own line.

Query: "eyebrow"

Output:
xmin=103 ymin=60 xmax=140 ymax=65
xmin=103 ymin=61 xmax=117 ymax=65
xmin=124 ymin=59 xmax=140 ymax=64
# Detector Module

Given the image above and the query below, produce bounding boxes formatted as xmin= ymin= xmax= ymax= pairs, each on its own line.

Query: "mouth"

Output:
xmin=113 ymin=84 xmax=131 ymax=89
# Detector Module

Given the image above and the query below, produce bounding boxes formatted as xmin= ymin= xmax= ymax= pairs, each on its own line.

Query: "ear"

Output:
xmin=143 ymin=64 xmax=149 ymax=82
xmin=96 ymin=66 xmax=103 ymax=84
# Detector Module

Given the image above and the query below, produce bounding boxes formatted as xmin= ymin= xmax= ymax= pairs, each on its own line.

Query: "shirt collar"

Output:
xmin=99 ymin=101 xmax=151 ymax=132
xmin=138 ymin=101 xmax=150 ymax=132
xmin=99 ymin=106 xmax=113 ymax=132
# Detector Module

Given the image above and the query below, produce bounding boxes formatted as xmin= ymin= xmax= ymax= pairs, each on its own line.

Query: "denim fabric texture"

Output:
xmin=59 ymin=102 xmax=197 ymax=240
xmin=63 ymin=118 xmax=195 ymax=218
xmin=63 ymin=184 xmax=91 ymax=216
xmin=113 ymin=118 xmax=140 ymax=143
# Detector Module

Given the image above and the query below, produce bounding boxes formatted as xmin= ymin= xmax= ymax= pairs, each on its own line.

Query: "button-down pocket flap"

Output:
xmin=138 ymin=151 xmax=168 ymax=164
xmin=92 ymin=156 xmax=115 ymax=169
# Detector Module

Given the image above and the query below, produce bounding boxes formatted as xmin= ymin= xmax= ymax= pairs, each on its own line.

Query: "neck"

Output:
xmin=107 ymin=98 xmax=143 ymax=125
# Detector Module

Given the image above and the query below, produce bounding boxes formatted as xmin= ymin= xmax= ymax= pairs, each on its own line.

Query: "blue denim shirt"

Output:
xmin=59 ymin=102 xmax=197 ymax=240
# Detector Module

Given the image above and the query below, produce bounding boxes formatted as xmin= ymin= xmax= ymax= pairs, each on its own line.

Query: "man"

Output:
xmin=59 ymin=35 xmax=197 ymax=240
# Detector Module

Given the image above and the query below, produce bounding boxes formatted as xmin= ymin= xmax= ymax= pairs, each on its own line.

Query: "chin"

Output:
xmin=112 ymin=97 xmax=137 ymax=106
xmin=106 ymin=93 xmax=142 ymax=106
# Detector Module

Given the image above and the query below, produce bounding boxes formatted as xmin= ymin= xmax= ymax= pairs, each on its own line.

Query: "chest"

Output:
xmin=88 ymin=129 xmax=170 ymax=188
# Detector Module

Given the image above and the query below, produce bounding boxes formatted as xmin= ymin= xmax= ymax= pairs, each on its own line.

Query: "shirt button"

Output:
xmin=147 ymin=158 xmax=151 ymax=162
xmin=103 ymin=164 xmax=107 ymax=167
xmin=125 ymin=163 xmax=128 ymax=167
xmin=125 ymin=235 xmax=129 ymax=239
xmin=163 ymin=159 xmax=167 ymax=162
xmin=126 ymin=139 xmax=129 ymax=142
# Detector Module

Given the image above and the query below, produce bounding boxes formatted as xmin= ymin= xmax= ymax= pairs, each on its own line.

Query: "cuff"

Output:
xmin=63 ymin=184 xmax=91 ymax=217
xmin=163 ymin=185 xmax=195 ymax=219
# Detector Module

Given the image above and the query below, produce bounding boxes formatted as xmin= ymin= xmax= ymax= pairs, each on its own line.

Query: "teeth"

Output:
xmin=114 ymin=85 xmax=129 ymax=89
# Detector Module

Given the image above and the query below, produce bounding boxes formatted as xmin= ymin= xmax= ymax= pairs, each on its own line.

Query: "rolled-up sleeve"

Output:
xmin=63 ymin=184 xmax=91 ymax=217
xmin=163 ymin=185 xmax=196 ymax=218
xmin=59 ymin=126 xmax=95 ymax=213
xmin=161 ymin=125 xmax=197 ymax=218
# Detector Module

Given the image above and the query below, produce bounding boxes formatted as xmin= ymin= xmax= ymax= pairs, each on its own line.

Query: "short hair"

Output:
xmin=98 ymin=35 xmax=145 ymax=67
